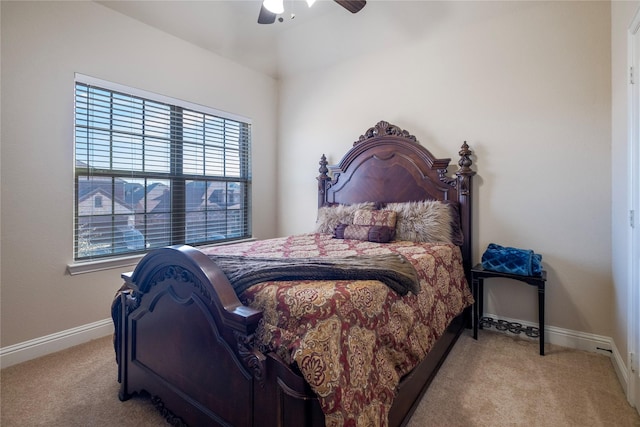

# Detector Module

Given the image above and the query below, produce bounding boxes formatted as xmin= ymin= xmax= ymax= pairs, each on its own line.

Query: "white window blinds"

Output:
xmin=74 ymin=75 xmax=251 ymax=261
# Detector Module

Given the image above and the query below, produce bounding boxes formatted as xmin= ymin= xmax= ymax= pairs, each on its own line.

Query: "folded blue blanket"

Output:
xmin=481 ymin=243 xmax=542 ymax=276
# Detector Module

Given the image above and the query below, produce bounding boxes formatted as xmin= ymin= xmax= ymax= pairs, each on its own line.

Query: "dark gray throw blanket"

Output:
xmin=207 ymin=253 xmax=420 ymax=296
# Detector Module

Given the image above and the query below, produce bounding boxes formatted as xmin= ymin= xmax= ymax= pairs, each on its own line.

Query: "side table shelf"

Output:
xmin=471 ymin=263 xmax=547 ymax=355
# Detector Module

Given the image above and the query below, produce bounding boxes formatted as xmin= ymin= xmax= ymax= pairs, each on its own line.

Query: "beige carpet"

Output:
xmin=408 ymin=331 xmax=639 ymax=427
xmin=1 ymin=330 xmax=638 ymax=427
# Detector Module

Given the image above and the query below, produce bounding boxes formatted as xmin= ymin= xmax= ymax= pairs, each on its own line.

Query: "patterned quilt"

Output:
xmin=202 ymin=233 xmax=473 ymax=427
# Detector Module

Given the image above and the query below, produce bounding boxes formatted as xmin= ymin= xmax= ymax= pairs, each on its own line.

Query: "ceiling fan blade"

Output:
xmin=258 ymin=4 xmax=277 ymax=24
xmin=334 ymin=0 xmax=366 ymax=14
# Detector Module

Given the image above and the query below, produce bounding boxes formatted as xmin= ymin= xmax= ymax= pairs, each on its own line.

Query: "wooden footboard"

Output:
xmin=117 ymin=245 xmax=268 ymax=426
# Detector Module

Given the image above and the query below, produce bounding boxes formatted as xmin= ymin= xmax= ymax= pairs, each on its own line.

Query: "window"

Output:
xmin=74 ymin=75 xmax=251 ymax=261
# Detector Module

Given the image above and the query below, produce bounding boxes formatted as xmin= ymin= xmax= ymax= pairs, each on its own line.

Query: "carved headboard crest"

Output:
xmin=354 ymin=120 xmax=417 ymax=146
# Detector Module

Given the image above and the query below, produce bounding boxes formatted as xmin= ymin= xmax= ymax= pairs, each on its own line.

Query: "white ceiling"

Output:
xmin=97 ymin=0 xmax=370 ymax=78
xmin=96 ymin=1 xmax=525 ymax=79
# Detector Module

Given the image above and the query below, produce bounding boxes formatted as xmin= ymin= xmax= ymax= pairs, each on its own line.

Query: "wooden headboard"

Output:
xmin=317 ymin=120 xmax=475 ymax=276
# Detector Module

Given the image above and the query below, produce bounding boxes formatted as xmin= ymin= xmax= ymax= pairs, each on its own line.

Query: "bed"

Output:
xmin=113 ymin=120 xmax=476 ymax=427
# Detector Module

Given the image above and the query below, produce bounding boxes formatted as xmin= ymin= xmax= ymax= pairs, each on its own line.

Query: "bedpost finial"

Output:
xmin=456 ymin=141 xmax=474 ymax=176
xmin=318 ymin=154 xmax=331 ymax=207
xmin=319 ymin=154 xmax=328 ymax=175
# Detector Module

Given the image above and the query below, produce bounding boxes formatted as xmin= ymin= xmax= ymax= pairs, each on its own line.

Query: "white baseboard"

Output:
xmin=0 ymin=319 xmax=114 ymax=369
xmin=483 ymin=312 xmax=612 ymax=352
xmin=482 ymin=312 xmax=629 ymax=398
xmin=611 ymin=339 xmax=630 ymax=400
xmin=0 ymin=313 xmax=631 ymax=402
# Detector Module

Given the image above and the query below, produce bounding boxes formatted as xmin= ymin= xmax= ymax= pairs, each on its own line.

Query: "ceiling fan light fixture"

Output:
xmin=263 ymin=0 xmax=284 ymax=14
xmin=258 ymin=0 xmax=366 ymax=25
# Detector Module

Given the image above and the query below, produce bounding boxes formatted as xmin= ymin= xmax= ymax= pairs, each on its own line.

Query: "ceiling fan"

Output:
xmin=258 ymin=0 xmax=366 ymax=24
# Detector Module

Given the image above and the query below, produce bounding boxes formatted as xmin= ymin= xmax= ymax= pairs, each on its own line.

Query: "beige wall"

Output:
xmin=0 ymin=1 xmax=278 ymax=347
xmin=0 ymin=0 xmax=630 ymax=359
xmin=611 ymin=0 xmax=640 ymax=364
xmin=277 ymin=1 xmax=613 ymax=336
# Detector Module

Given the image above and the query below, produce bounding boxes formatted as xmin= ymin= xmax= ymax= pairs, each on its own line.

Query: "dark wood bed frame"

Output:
xmin=116 ymin=120 xmax=475 ymax=427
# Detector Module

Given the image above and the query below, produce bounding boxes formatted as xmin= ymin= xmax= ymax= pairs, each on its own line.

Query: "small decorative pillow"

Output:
xmin=334 ymin=224 xmax=395 ymax=243
xmin=315 ymin=202 xmax=375 ymax=234
xmin=385 ymin=200 xmax=453 ymax=243
xmin=353 ymin=209 xmax=397 ymax=228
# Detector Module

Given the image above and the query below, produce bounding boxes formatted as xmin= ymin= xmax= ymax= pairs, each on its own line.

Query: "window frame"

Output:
xmin=71 ymin=74 xmax=252 ymax=268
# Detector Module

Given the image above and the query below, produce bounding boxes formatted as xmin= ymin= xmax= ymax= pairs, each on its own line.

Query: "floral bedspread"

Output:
xmin=202 ymin=233 xmax=473 ymax=427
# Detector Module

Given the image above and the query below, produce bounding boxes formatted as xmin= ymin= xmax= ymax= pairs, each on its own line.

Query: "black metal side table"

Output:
xmin=471 ymin=263 xmax=547 ymax=355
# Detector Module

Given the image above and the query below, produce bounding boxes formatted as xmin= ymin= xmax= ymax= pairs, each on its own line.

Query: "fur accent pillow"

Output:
xmin=315 ymin=202 xmax=375 ymax=234
xmin=442 ymin=200 xmax=464 ymax=246
xmin=353 ymin=209 xmax=397 ymax=228
xmin=385 ymin=200 xmax=453 ymax=243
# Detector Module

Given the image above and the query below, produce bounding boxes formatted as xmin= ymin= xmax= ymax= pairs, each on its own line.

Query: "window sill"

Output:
xmin=67 ymin=254 xmax=143 ymax=276
xmin=66 ymin=238 xmax=257 ymax=276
